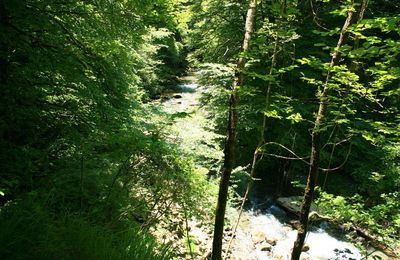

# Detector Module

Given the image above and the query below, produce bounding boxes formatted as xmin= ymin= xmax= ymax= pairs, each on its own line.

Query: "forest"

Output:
xmin=0 ymin=0 xmax=399 ymax=259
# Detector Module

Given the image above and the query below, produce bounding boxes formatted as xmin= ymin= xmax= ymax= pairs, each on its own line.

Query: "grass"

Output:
xmin=0 ymin=195 xmax=172 ymax=260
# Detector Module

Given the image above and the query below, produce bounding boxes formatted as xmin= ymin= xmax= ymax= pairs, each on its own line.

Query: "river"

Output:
xmin=162 ymin=78 xmax=387 ymax=260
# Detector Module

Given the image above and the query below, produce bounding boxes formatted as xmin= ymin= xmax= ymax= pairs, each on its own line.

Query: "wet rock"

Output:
xmin=260 ymin=243 xmax=273 ymax=251
xmin=276 ymin=196 xmax=303 ymax=215
xmin=268 ymin=204 xmax=287 ymax=217
xmin=288 ymin=220 xmax=301 ymax=229
xmin=282 ymin=225 xmax=293 ymax=233
xmin=174 ymin=94 xmax=182 ymax=99
xmin=302 ymin=244 xmax=310 ymax=252
xmin=252 ymin=230 xmax=266 ymax=244
xmin=266 ymin=237 xmax=277 ymax=246
xmin=277 ymin=197 xmax=330 ymax=221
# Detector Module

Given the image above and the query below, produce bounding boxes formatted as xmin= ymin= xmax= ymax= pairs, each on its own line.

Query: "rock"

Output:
xmin=276 ymin=197 xmax=330 ymax=222
xmin=260 ymin=242 xmax=273 ymax=251
xmin=174 ymin=94 xmax=182 ymax=98
xmin=282 ymin=225 xmax=293 ymax=233
xmin=266 ymin=238 xmax=277 ymax=246
xmin=252 ymin=230 xmax=266 ymax=244
xmin=269 ymin=204 xmax=287 ymax=216
xmin=276 ymin=196 xmax=303 ymax=215
xmin=288 ymin=220 xmax=301 ymax=229
xmin=302 ymin=244 xmax=310 ymax=252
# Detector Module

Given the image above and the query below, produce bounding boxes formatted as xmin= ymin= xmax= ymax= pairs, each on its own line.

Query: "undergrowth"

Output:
xmin=0 ymin=193 xmax=173 ymax=260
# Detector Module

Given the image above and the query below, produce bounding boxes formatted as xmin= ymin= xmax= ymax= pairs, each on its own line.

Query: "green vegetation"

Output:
xmin=0 ymin=0 xmax=211 ymax=258
xmin=190 ymin=0 xmax=399 ymax=257
xmin=1 ymin=0 xmax=399 ymax=259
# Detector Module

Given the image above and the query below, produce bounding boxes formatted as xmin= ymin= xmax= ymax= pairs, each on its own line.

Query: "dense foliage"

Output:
xmin=189 ymin=0 xmax=399 ymax=251
xmin=0 ymin=0 xmax=210 ymax=258
xmin=1 ymin=0 xmax=399 ymax=258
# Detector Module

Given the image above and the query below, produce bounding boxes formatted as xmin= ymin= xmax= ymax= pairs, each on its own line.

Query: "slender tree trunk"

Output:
xmin=290 ymin=2 xmax=355 ymax=259
xmin=223 ymin=0 xmax=288 ymax=256
xmin=224 ymin=35 xmax=279 ymax=259
xmin=354 ymin=0 xmax=368 ymax=49
xmin=211 ymin=0 xmax=257 ymax=259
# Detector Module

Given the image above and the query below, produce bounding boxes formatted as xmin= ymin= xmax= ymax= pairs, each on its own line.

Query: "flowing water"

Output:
xmin=162 ymin=80 xmax=380 ymax=260
xmin=229 ymin=204 xmax=362 ymax=260
xmin=162 ymin=82 xmax=199 ymax=113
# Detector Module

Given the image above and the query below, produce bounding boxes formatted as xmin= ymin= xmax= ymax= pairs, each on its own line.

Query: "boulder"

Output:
xmin=276 ymin=197 xmax=330 ymax=221
xmin=276 ymin=196 xmax=303 ymax=216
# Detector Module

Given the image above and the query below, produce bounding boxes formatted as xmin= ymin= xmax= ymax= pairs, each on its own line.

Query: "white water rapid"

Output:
xmin=229 ymin=205 xmax=362 ymax=260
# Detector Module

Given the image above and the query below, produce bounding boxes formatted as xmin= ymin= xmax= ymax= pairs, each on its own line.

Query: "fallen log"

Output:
xmin=341 ymin=224 xmax=399 ymax=259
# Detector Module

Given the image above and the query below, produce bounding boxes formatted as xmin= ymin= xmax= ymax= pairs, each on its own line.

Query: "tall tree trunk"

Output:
xmin=290 ymin=2 xmax=355 ymax=259
xmin=211 ymin=0 xmax=257 ymax=259
xmin=224 ymin=35 xmax=279 ymax=259
xmin=354 ymin=0 xmax=368 ymax=49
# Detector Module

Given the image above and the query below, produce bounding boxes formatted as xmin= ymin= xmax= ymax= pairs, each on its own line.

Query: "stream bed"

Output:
xmin=227 ymin=204 xmax=362 ymax=260
xmin=162 ymin=80 xmax=388 ymax=260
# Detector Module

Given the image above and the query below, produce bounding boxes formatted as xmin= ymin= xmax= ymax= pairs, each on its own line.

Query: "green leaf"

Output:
xmin=286 ymin=113 xmax=303 ymax=123
xmin=264 ymin=110 xmax=282 ymax=119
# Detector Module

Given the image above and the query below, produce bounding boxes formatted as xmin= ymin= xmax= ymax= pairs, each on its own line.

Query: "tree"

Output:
xmin=291 ymin=1 xmax=356 ymax=259
xmin=211 ymin=0 xmax=257 ymax=259
xmin=0 ymin=0 xmax=209 ymax=258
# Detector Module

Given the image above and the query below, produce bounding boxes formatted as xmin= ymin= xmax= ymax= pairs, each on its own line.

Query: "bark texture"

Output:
xmin=211 ymin=0 xmax=257 ymax=259
xmin=290 ymin=2 xmax=355 ymax=259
